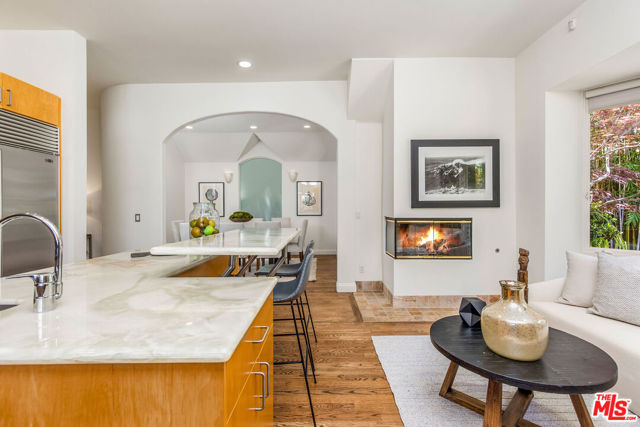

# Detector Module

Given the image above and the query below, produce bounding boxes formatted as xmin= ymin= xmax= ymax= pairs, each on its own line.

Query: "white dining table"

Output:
xmin=150 ymin=227 xmax=300 ymax=277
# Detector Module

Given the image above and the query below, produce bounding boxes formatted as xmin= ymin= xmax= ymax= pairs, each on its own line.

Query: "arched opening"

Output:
xmin=162 ymin=111 xmax=338 ymax=255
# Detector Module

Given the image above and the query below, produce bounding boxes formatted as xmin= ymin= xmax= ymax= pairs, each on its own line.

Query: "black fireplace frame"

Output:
xmin=385 ymin=217 xmax=473 ymax=259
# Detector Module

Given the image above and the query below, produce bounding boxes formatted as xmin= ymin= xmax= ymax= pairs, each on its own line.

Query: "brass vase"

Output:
xmin=481 ymin=280 xmax=549 ymax=362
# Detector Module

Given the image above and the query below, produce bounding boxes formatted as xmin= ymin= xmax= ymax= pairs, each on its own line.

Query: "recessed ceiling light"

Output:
xmin=250 ymin=125 xmax=258 ymax=130
xmin=185 ymin=125 xmax=193 ymax=130
xmin=303 ymin=124 xmax=311 ymax=129
xmin=238 ymin=60 xmax=252 ymax=69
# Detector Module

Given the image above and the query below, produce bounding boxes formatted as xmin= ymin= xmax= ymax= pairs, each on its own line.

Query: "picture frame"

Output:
xmin=411 ymin=139 xmax=500 ymax=208
xmin=296 ymin=181 xmax=322 ymax=216
xmin=198 ymin=181 xmax=225 ymax=216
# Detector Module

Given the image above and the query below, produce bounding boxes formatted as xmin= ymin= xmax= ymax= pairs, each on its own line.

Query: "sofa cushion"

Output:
xmin=529 ymin=300 xmax=640 ymax=413
xmin=556 ymin=251 xmax=598 ymax=307
xmin=589 ymin=252 xmax=640 ymax=326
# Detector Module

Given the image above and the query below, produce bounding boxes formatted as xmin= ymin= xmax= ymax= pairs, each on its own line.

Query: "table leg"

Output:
xmin=439 ymin=362 xmax=459 ymax=396
xmin=570 ymin=395 xmax=594 ymax=427
xmin=267 ymin=254 xmax=286 ymax=276
xmin=221 ymin=255 xmax=237 ymax=277
xmin=235 ymin=255 xmax=257 ymax=277
xmin=484 ymin=379 xmax=502 ymax=427
xmin=503 ymin=389 xmax=533 ymax=427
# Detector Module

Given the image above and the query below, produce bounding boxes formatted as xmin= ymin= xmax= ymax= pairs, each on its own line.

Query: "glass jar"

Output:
xmin=188 ymin=202 xmax=219 ymax=239
xmin=481 ymin=280 xmax=549 ymax=361
xmin=210 ymin=202 xmax=221 ymax=231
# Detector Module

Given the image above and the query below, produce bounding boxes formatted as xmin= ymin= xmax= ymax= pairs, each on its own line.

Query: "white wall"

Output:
xmin=391 ymin=58 xmax=516 ymax=296
xmin=164 ymin=139 xmax=185 ymax=243
xmin=0 ymin=30 xmax=87 ymax=264
xmin=87 ymin=105 xmax=103 ymax=257
xmin=101 ymin=81 xmax=358 ymax=289
xmin=381 ymin=69 xmax=395 ymax=293
xmin=354 ymin=122 xmax=382 ymax=280
xmin=516 ymin=0 xmax=640 ymax=281
xmin=182 ymin=159 xmax=338 ymax=254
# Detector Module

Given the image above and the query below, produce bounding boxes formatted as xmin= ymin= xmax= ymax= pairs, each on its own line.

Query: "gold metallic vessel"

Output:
xmin=481 ymin=280 xmax=548 ymax=361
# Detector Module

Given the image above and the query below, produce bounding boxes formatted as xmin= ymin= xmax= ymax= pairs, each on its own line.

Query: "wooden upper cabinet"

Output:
xmin=0 ymin=73 xmax=61 ymax=127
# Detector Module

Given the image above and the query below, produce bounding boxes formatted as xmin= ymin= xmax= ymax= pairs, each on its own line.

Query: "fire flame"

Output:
xmin=416 ymin=226 xmax=444 ymax=246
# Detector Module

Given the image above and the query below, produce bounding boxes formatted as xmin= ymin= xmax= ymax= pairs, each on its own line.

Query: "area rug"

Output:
xmin=372 ymin=335 xmax=617 ymax=426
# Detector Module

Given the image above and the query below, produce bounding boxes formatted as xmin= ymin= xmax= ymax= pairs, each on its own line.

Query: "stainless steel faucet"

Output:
xmin=0 ymin=213 xmax=63 ymax=313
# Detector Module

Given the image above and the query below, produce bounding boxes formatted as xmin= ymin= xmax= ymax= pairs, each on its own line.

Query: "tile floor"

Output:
xmin=353 ymin=291 xmax=458 ymax=322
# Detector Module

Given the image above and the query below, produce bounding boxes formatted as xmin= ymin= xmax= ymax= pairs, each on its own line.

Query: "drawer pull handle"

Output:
xmin=6 ymin=89 xmax=11 ymax=106
xmin=257 ymin=361 xmax=271 ymax=398
xmin=249 ymin=371 xmax=266 ymax=411
xmin=245 ymin=325 xmax=270 ymax=343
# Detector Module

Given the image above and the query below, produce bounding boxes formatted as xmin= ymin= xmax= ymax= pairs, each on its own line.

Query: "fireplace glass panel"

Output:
xmin=385 ymin=218 xmax=472 ymax=259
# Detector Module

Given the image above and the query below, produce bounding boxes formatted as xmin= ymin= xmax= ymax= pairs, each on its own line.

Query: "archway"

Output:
xmin=162 ymin=111 xmax=338 ymax=260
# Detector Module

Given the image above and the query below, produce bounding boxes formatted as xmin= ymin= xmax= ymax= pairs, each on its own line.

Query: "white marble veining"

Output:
xmin=150 ymin=227 xmax=300 ymax=257
xmin=0 ymin=252 xmax=276 ymax=364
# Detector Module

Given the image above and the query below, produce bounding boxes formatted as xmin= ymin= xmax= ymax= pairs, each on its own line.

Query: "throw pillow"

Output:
xmin=588 ymin=252 xmax=640 ymax=326
xmin=556 ymin=251 xmax=598 ymax=307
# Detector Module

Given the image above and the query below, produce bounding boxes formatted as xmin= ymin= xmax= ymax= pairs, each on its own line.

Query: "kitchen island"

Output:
xmin=0 ymin=251 xmax=276 ymax=426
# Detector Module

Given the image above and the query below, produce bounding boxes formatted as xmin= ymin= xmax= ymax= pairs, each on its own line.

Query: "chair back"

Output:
xmin=296 ymin=219 xmax=308 ymax=246
xmin=286 ymin=250 xmax=315 ymax=300
xmin=170 ymin=220 xmax=181 ymax=242
xmin=218 ymin=222 xmax=244 ymax=233
xmin=254 ymin=220 xmax=280 ymax=229
xmin=304 ymin=240 xmax=315 ymax=258
xmin=178 ymin=222 xmax=190 ymax=241
xmin=273 ymin=217 xmax=292 ymax=228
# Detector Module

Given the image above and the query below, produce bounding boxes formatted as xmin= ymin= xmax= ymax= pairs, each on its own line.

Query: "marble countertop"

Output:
xmin=150 ymin=227 xmax=300 ymax=257
xmin=0 ymin=252 xmax=277 ymax=364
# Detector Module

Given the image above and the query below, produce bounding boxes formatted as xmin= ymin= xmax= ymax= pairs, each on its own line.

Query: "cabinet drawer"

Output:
xmin=0 ymin=73 xmax=61 ymax=127
xmin=225 ymin=294 xmax=273 ymax=421
xmin=227 ymin=331 xmax=273 ymax=427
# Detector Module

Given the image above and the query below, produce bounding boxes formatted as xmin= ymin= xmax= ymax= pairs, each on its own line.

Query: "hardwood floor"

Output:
xmin=273 ymin=255 xmax=434 ymax=426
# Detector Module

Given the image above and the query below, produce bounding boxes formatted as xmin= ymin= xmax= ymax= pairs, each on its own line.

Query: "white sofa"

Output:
xmin=529 ymin=278 xmax=640 ymax=413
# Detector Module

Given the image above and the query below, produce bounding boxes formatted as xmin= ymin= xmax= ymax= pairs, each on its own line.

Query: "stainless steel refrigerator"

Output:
xmin=0 ymin=109 xmax=60 ymax=276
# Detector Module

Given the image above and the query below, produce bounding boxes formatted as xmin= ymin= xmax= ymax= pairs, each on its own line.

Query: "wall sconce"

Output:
xmin=288 ymin=170 xmax=298 ymax=182
xmin=224 ymin=170 xmax=234 ymax=183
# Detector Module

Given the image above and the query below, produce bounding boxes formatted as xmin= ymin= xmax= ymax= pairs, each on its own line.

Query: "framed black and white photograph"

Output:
xmin=411 ymin=139 xmax=500 ymax=208
xmin=198 ymin=181 xmax=225 ymax=216
xmin=297 ymin=181 xmax=322 ymax=216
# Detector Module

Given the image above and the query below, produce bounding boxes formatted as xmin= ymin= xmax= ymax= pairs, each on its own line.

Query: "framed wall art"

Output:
xmin=411 ymin=139 xmax=500 ymax=208
xmin=198 ymin=181 xmax=225 ymax=216
xmin=296 ymin=181 xmax=322 ymax=216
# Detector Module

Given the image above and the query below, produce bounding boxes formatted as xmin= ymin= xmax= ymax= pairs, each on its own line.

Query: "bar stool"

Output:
xmin=256 ymin=240 xmax=317 ymax=343
xmin=273 ymin=250 xmax=317 ymax=426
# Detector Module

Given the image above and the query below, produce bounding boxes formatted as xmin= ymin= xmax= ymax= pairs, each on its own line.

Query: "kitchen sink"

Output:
xmin=0 ymin=304 xmax=18 ymax=311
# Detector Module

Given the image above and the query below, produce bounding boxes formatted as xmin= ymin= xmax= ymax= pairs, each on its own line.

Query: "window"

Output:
xmin=589 ymin=88 xmax=640 ymax=250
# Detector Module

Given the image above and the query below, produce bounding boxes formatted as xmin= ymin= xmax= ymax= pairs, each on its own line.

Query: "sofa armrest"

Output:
xmin=528 ymin=278 xmax=565 ymax=302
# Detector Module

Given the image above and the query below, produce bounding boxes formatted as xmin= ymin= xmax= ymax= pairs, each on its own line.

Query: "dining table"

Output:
xmin=150 ymin=227 xmax=300 ymax=277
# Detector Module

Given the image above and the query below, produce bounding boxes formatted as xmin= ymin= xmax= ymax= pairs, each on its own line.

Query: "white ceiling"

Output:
xmin=169 ymin=112 xmax=337 ymax=162
xmin=2 ymin=0 xmax=585 ymax=100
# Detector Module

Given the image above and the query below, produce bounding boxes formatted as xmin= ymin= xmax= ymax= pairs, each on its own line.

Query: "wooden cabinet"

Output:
xmin=226 ymin=295 xmax=274 ymax=426
xmin=0 ymin=73 xmax=61 ymax=126
xmin=0 ymin=294 xmax=274 ymax=426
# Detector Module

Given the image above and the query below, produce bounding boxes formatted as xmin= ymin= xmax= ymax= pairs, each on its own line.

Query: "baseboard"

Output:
xmin=336 ymin=281 xmax=357 ymax=293
xmin=314 ymin=249 xmax=337 ymax=255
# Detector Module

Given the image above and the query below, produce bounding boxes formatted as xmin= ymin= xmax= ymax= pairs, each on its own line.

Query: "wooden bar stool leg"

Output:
xmin=483 ymin=379 xmax=502 ymax=427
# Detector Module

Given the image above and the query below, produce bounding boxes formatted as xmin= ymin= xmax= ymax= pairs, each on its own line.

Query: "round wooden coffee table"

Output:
xmin=430 ymin=316 xmax=618 ymax=427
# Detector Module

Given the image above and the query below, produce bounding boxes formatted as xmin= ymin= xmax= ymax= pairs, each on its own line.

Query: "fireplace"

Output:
xmin=385 ymin=218 xmax=472 ymax=259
